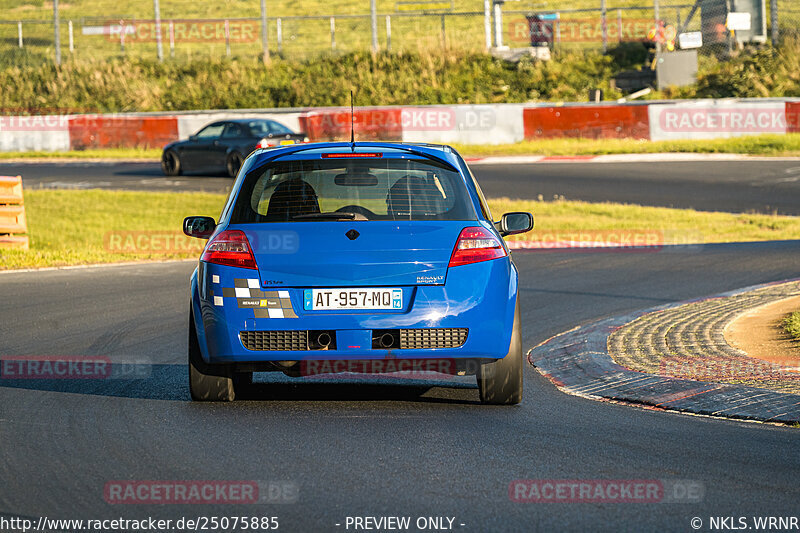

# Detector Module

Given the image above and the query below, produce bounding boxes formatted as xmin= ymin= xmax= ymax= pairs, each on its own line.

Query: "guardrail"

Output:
xmin=0 ymin=176 xmax=28 ymax=250
xmin=1 ymin=98 xmax=800 ymax=151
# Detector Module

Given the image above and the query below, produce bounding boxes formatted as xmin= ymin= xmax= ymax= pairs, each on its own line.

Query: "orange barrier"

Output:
xmin=523 ymin=105 xmax=651 ymax=140
xmin=68 ymin=116 xmax=179 ymax=149
xmin=0 ymin=176 xmax=28 ymax=250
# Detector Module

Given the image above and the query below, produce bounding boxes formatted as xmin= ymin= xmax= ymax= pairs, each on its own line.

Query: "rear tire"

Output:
xmin=477 ymin=299 xmax=523 ymax=405
xmin=188 ymin=310 xmax=236 ymax=401
xmin=162 ymin=150 xmax=182 ymax=176
xmin=226 ymin=152 xmax=243 ymax=178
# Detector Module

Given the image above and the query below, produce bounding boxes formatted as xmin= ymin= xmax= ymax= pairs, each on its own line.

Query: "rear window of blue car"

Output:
xmin=230 ymin=158 xmax=477 ymax=222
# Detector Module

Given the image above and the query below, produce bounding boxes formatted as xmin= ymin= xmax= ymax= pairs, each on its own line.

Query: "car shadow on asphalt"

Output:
xmin=0 ymin=364 xmax=480 ymax=404
xmin=233 ymin=380 xmax=479 ymax=404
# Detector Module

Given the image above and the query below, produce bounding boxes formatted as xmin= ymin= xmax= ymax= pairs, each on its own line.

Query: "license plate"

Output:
xmin=303 ymin=288 xmax=403 ymax=310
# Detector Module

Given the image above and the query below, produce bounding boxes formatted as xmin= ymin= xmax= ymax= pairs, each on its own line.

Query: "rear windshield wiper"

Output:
xmin=292 ymin=212 xmax=357 ymax=220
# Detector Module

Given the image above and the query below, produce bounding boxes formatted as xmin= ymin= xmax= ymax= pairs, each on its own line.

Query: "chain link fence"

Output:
xmin=0 ymin=0 xmax=798 ymax=63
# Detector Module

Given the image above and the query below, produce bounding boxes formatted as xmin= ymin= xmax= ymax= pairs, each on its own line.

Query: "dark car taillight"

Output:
xmin=201 ymin=230 xmax=258 ymax=269
xmin=448 ymin=227 xmax=507 ymax=267
xmin=258 ymin=137 xmax=284 ymax=149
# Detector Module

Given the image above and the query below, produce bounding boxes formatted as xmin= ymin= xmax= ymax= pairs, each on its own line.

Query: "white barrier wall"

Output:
xmin=648 ymin=100 xmax=788 ymax=141
xmin=400 ymin=104 xmax=525 ymax=145
xmin=0 ymin=115 xmax=71 ymax=152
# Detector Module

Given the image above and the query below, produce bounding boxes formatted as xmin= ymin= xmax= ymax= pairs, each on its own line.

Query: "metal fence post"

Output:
xmin=261 ymin=0 xmax=270 ymax=63
xmin=441 ymin=14 xmax=446 ymax=49
xmin=370 ymin=0 xmax=378 ymax=53
xmin=601 ymin=0 xmax=607 ymax=53
xmin=386 ymin=15 xmax=391 ymax=52
xmin=484 ymin=0 xmax=491 ymax=50
xmin=120 ymin=20 xmax=125 ymax=52
xmin=771 ymin=0 xmax=779 ymax=46
xmin=556 ymin=13 xmax=561 ymax=45
xmin=68 ymin=20 xmax=74 ymax=52
xmin=277 ymin=18 xmax=282 ymax=54
xmin=169 ymin=20 xmax=175 ymax=57
xmin=53 ymin=0 xmax=61 ymax=65
xmin=493 ymin=1 xmax=503 ymax=48
xmin=224 ymin=19 xmax=231 ymax=57
xmin=153 ymin=0 xmax=163 ymax=61
xmin=654 ymin=0 xmax=661 ymax=54
xmin=330 ymin=16 xmax=336 ymax=51
xmin=17 ymin=21 xmax=22 ymax=48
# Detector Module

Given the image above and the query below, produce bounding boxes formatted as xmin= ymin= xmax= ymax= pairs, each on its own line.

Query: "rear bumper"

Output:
xmin=191 ymin=258 xmax=518 ymax=365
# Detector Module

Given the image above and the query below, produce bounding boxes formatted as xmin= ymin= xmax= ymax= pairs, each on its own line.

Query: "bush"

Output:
xmin=3 ymin=39 xmax=800 ymax=112
xmin=0 ymin=49 xmax=628 ymax=112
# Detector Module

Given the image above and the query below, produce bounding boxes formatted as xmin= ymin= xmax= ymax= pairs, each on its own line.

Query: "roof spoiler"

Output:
xmin=254 ymin=143 xmax=458 ymax=171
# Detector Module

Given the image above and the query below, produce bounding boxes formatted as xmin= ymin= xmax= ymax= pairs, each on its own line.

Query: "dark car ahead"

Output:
xmin=161 ymin=118 xmax=308 ymax=178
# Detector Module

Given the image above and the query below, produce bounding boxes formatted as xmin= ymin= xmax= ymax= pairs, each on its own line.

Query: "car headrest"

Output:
xmin=266 ymin=178 xmax=320 ymax=221
xmin=386 ymin=175 xmax=445 ymax=218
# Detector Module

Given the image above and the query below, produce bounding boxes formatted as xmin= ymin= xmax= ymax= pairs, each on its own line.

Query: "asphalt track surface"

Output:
xmin=1 ymin=161 xmax=799 ymax=531
xmin=5 ymin=158 xmax=800 ymax=214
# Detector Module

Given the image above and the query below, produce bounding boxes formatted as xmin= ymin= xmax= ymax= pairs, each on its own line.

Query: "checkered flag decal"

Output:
xmin=210 ymin=278 xmax=297 ymax=319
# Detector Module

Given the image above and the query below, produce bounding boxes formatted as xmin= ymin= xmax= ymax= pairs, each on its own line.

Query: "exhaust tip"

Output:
xmin=316 ymin=332 xmax=332 ymax=348
xmin=379 ymin=333 xmax=395 ymax=348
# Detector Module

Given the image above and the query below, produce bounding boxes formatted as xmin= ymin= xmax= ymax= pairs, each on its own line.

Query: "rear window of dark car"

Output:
xmin=247 ymin=120 xmax=293 ymax=136
xmin=230 ymin=157 xmax=476 ymax=223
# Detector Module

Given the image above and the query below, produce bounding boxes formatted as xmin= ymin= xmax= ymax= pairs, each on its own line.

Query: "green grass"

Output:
xmin=2 ymin=189 xmax=799 ymax=270
xmin=7 ymin=134 xmax=800 ymax=160
xmin=493 ymin=197 xmax=800 ymax=245
xmin=0 ymin=190 xmax=222 ymax=270
xmin=0 ymin=148 xmax=162 ymax=160
xmin=453 ymin=134 xmax=800 ymax=157
xmin=1 ymin=0 xmax=671 ymax=21
xmin=785 ymin=311 xmax=800 ymax=340
xmin=1 ymin=0 xmax=794 ymax=65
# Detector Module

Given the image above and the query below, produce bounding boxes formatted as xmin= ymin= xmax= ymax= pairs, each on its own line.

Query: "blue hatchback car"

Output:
xmin=183 ymin=142 xmax=533 ymax=404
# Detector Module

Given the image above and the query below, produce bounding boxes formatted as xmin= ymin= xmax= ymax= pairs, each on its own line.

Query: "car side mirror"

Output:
xmin=183 ymin=216 xmax=216 ymax=239
xmin=189 ymin=134 xmax=198 ymax=142
xmin=497 ymin=212 xmax=534 ymax=237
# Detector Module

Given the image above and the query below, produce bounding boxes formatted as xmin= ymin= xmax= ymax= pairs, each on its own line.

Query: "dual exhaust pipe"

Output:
xmin=307 ymin=330 xmax=399 ymax=350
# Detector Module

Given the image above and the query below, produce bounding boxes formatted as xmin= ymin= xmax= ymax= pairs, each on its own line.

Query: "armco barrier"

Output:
xmin=786 ymin=102 xmax=800 ymax=134
xmin=0 ymin=176 xmax=28 ymax=250
xmin=401 ymin=104 xmax=525 ymax=145
xmin=300 ymin=108 xmax=403 ymax=142
xmin=648 ymin=100 xmax=789 ymax=141
xmin=68 ymin=115 xmax=178 ymax=149
xmin=0 ymin=114 xmax=70 ymax=152
xmin=523 ymin=104 xmax=650 ymax=140
xmin=2 ymin=99 xmax=800 ymax=153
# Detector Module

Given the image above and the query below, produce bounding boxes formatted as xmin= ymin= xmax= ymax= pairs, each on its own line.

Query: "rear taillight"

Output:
xmin=449 ymin=227 xmax=507 ymax=267
xmin=256 ymin=138 xmax=277 ymax=149
xmin=201 ymin=230 xmax=258 ymax=270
